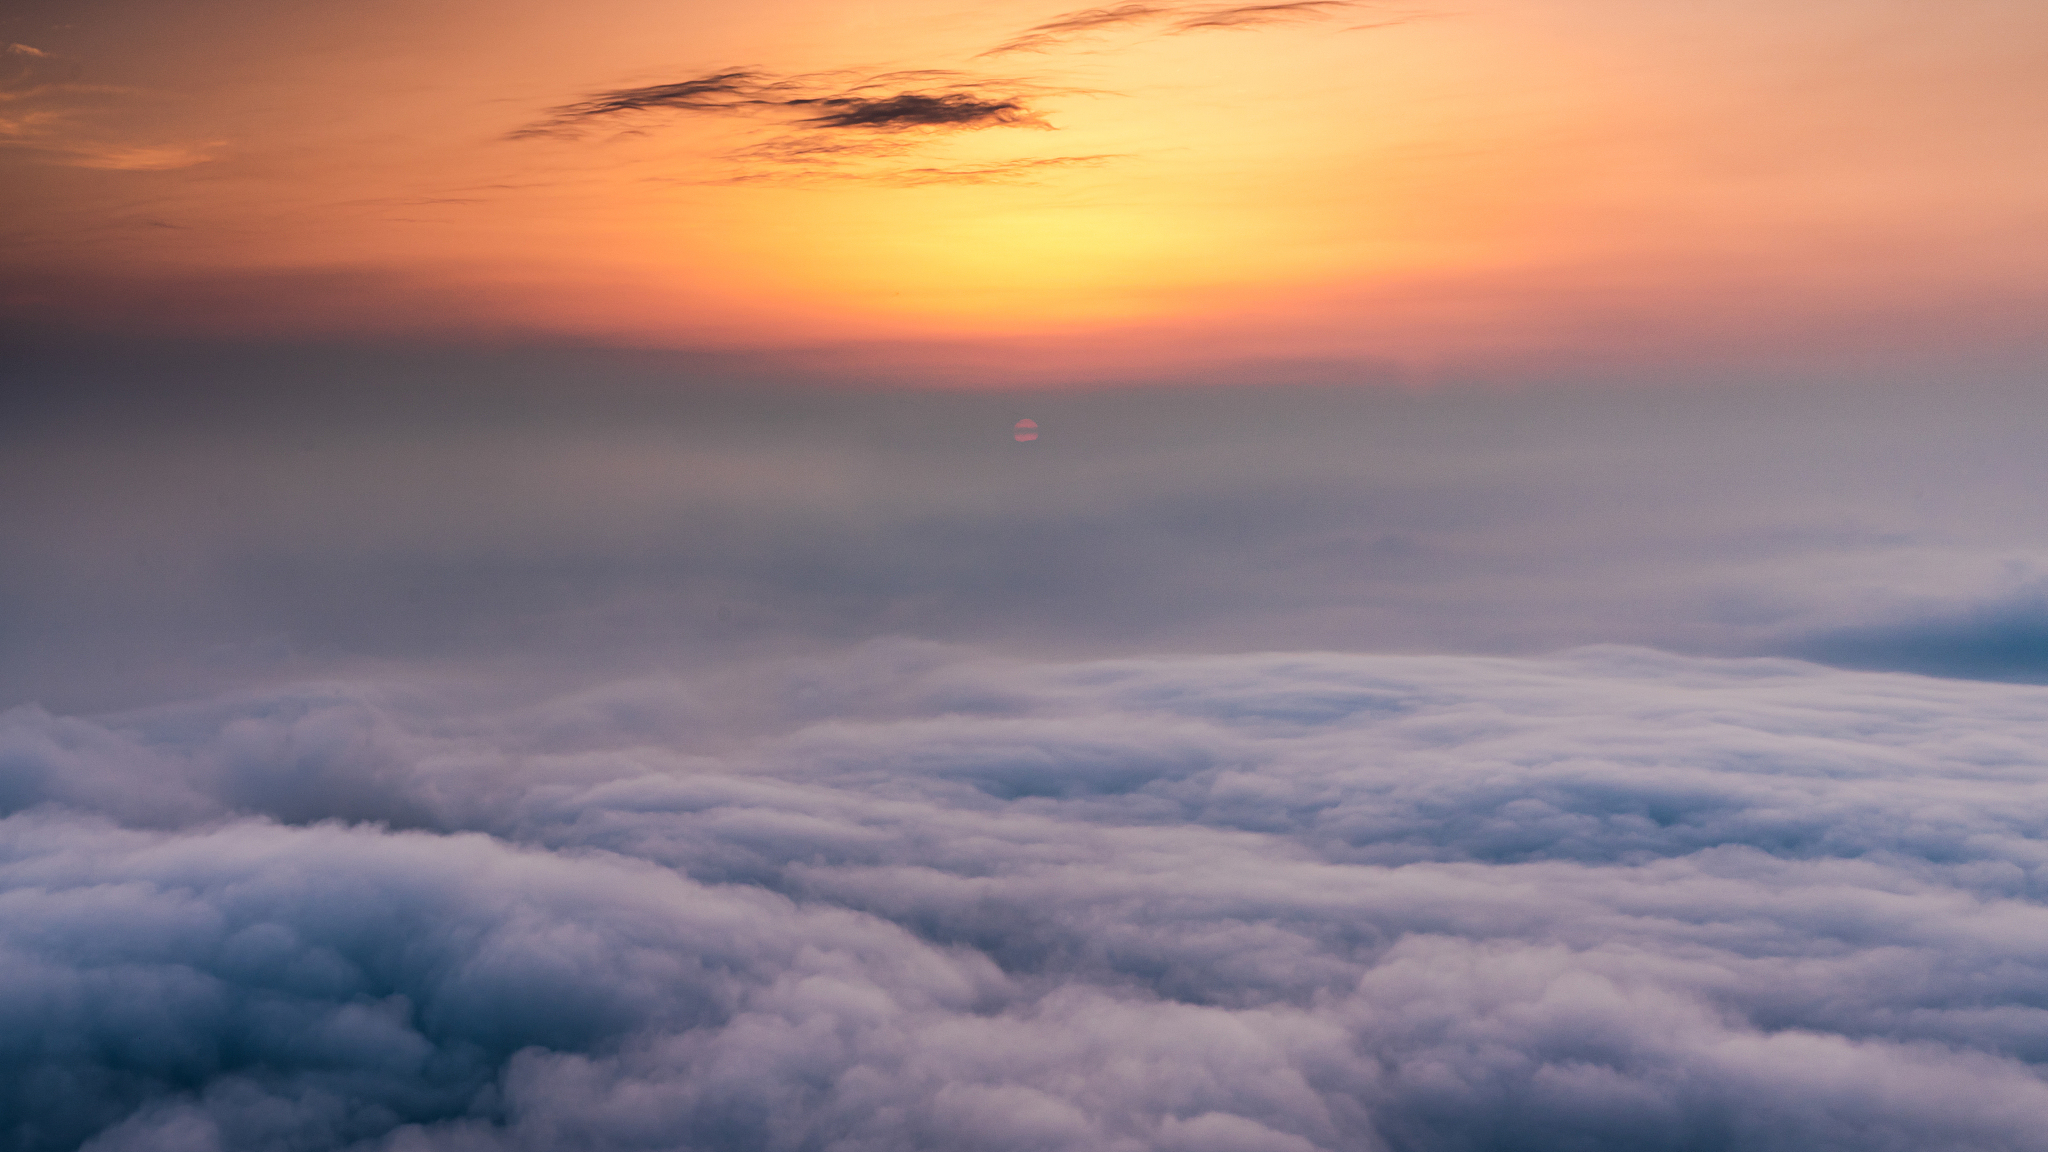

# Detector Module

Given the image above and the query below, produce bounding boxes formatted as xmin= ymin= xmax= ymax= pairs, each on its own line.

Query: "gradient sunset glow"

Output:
xmin=8 ymin=0 xmax=2045 ymax=377
xmin=12 ymin=5 xmax=2048 ymax=1151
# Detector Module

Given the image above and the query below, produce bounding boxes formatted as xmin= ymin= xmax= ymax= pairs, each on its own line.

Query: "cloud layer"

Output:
xmin=10 ymin=355 xmax=2048 ymax=712
xmin=9 ymin=645 xmax=2048 ymax=1150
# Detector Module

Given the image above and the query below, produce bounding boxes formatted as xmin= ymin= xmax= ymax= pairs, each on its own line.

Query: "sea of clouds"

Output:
xmin=9 ymin=642 xmax=2048 ymax=1151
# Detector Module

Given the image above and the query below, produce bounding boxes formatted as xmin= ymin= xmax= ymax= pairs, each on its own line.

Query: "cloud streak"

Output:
xmin=712 ymin=151 xmax=1124 ymax=186
xmin=514 ymin=69 xmax=1061 ymax=138
xmin=9 ymin=646 xmax=2048 ymax=1149
xmin=516 ymin=69 xmax=1058 ymax=136
xmin=516 ymin=2 xmax=1402 ymax=183
xmin=0 ymin=46 xmax=219 ymax=170
xmin=979 ymin=3 xmax=1181 ymax=56
xmin=979 ymin=2 xmax=1374 ymax=56
xmin=513 ymin=67 xmax=1074 ymax=183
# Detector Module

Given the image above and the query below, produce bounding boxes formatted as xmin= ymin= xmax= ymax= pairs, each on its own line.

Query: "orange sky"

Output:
xmin=4 ymin=0 xmax=2045 ymax=379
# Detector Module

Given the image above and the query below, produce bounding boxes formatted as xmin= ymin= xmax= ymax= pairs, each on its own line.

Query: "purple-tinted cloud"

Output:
xmin=9 ymin=646 xmax=2048 ymax=1149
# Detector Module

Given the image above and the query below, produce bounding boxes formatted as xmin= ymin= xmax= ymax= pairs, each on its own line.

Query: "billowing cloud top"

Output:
xmin=8 ymin=644 xmax=2048 ymax=1149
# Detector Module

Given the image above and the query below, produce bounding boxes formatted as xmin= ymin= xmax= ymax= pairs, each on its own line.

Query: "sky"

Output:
xmin=7 ymin=2 xmax=2048 ymax=1151
xmin=6 ymin=0 xmax=2048 ymax=374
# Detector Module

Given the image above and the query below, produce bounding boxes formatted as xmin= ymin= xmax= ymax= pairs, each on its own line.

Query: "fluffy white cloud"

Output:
xmin=7 ymin=645 xmax=2048 ymax=1150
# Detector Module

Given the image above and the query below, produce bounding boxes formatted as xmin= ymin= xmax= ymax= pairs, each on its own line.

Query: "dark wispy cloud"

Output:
xmin=515 ymin=2 xmax=1400 ymax=183
xmin=981 ymin=1 xmax=1365 ymax=56
xmin=512 ymin=68 xmax=780 ymax=127
xmin=1168 ymin=0 xmax=1363 ymax=32
xmin=873 ymin=153 xmax=1122 ymax=185
xmin=514 ymin=67 xmax=1082 ymax=183
xmin=713 ymin=150 xmax=1124 ymax=186
xmin=9 ymin=646 xmax=2048 ymax=1150
xmin=514 ymin=69 xmax=1057 ymax=138
xmin=979 ymin=3 xmax=1178 ymax=56
xmin=789 ymin=84 xmax=1045 ymax=131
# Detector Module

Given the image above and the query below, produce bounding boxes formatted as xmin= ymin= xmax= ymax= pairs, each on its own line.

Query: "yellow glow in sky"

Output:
xmin=4 ymin=0 xmax=2046 ymax=375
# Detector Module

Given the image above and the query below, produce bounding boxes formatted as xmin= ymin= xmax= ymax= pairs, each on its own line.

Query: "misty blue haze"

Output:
xmin=5 ymin=348 xmax=2048 ymax=1150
